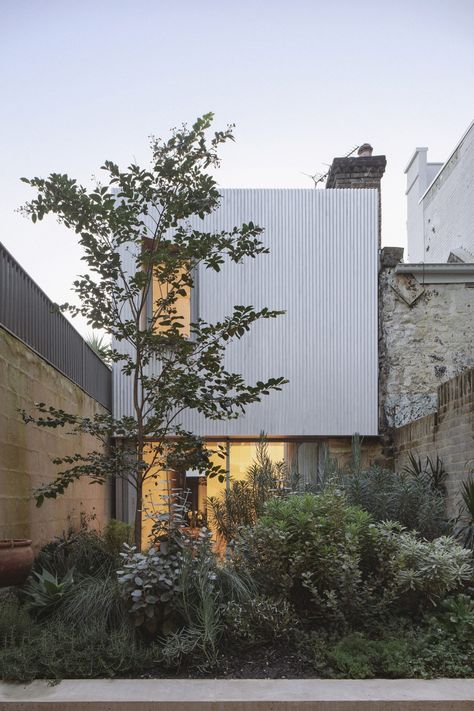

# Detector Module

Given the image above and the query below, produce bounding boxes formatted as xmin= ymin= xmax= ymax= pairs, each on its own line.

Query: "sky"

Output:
xmin=1 ymin=0 xmax=473 ymax=337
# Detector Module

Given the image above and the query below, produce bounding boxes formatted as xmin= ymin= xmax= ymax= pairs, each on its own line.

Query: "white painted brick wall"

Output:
xmin=423 ymin=123 xmax=474 ymax=262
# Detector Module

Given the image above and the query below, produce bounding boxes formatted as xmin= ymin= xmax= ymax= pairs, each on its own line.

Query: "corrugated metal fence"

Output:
xmin=0 ymin=242 xmax=111 ymax=410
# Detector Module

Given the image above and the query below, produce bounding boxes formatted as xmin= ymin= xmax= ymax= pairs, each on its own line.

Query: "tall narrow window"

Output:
xmin=152 ymin=266 xmax=190 ymax=336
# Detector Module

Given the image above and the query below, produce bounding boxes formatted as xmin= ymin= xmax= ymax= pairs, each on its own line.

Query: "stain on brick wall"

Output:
xmin=393 ymin=368 xmax=474 ymax=516
xmin=0 ymin=326 xmax=111 ymax=547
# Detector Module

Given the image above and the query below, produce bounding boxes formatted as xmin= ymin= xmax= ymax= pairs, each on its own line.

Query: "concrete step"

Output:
xmin=0 ymin=678 xmax=474 ymax=710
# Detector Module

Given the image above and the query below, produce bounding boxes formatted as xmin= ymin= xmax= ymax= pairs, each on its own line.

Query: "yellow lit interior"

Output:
xmin=152 ymin=268 xmax=190 ymax=336
xmin=141 ymin=441 xmax=285 ymax=549
xmin=144 ymin=266 xmax=286 ymax=546
xmin=206 ymin=441 xmax=285 ymax=497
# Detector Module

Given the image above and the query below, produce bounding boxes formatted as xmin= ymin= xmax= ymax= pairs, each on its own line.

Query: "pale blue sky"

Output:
xmin=1 ymin=0 xmax=473 ymax=335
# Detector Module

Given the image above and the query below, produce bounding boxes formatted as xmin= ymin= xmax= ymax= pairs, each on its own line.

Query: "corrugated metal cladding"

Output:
xmin=113 ymin=189 xmax=379 ymax=436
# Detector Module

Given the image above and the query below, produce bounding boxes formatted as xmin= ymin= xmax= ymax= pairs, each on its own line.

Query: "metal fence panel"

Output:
xmin=0 ymin=242 xmax=111 ymax=410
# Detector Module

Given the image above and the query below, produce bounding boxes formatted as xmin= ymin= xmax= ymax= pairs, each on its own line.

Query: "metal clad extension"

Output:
xmin=0 ymin=242 xmax=111 ymax=410
xmin=113 ymin=188 xmax=379 ymax=436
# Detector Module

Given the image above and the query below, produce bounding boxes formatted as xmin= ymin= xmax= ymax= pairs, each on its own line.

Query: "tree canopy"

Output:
xmin=21 ymin=113 xmax=286 ymax=548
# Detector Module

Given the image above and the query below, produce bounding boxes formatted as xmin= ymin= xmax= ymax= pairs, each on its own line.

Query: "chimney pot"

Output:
xmin=358 ymin=143 xmax=373 ymax=157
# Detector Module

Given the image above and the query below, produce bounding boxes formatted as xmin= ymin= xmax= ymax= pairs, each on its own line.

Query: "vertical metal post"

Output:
xmin=225 ymin=439 xmax=231 ymax=560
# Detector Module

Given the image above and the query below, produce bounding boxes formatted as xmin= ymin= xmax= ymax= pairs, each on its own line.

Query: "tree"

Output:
xmin=20 ymin=113 xmax=286 ymax=549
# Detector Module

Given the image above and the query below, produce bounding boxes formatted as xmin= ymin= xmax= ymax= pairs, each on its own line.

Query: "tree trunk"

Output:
xmin=133 ymin=337 xmax=144 ymax=552
xmin=134 ymin=470 xmax=143 ymax=551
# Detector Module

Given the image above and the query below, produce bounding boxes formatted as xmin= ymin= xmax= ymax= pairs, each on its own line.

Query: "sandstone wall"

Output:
xmin=380 ymin=259 xmax=474 ymax=428
xmin=0 ymin=326 xmax=111 ymax=547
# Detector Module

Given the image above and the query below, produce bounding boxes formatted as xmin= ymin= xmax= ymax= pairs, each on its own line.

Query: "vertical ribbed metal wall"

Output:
xmin=0 ymin=242 xmax=111 ymax=410
xmin=113 ymin=189 xmax=379 ymax=436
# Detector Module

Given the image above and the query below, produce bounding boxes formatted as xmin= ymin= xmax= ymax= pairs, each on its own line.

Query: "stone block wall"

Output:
xmin=393 ymin=368 xmax=474 ymax=516
xmin=380 ymin=258 xmax=474 ymax=428
xmin=0 ymin=326 xmax=111 ymax=547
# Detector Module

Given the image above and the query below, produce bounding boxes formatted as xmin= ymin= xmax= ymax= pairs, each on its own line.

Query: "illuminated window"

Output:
xmin=140 ymin=440 xmax=319 ymax=548
xmin=152 ymin=267 xmax=190 ymax=336
xmin=203 ymin=440 xmax=285 ymax=501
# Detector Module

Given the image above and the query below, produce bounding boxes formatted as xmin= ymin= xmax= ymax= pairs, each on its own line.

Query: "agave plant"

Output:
xmin=22 ymin=568 xmax=75 ymax=617
xmin=85 ymin=331 xmax=111 ymax=364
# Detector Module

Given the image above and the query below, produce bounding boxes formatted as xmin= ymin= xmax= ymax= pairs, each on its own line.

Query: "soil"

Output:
xmin=212 ymin=644 xmax=317 ymax=679
xmin=139 ymin=643 xmax=318 ymax=680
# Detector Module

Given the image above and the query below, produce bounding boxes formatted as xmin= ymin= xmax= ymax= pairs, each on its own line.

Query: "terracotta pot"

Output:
xmin=0 ymin=539 xmax=34 ymax=587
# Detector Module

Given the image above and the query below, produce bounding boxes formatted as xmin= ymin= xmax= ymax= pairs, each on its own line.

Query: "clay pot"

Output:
xmin=0 ymin=539 xmax=34 ymax=587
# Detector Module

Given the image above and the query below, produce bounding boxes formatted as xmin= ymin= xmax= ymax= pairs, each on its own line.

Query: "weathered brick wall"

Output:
xmin=0 ymin=326 xmax=111 ymax=547
xmin=393 ymin=368 xmax=474 ymax=517
xmin=326 ymin=154 xmax=386 ymax=245
xmin=380 ymin=260 xmax=474 ymax=428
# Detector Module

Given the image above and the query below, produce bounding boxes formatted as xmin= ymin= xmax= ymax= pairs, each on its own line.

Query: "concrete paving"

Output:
xmin=0 ymin=679 xmax=474 ymax=710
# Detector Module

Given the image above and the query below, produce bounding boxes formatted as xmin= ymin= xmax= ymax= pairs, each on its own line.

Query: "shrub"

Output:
xmin=54 ymin=574 xmax=127 ymax=632
xmin=160 ymin=531 xmax=225 ymax=669
xmin=232 ymin=518 xmax=293 ymax=598
xmin=20 ymin=525 xmax=129 ymax=630
xmin=0 ymin=622 xmax=153 ymax=682
xmin=427 ymin=594 xmax=474 ymax=642
xmin=378 ymin=523 xmax=474 ymax=614
xmin=118 ymin=527 xmax=255 ymax=669
xmin=234 ymin=489 xmax=473 ymax=631
xmin=408 ymin=626 xmax=474 ymax=678
xmin=159 ymin=554 xmax=256 ymax=670
xmin=103 ymin=519 xmax=134 ymax=557
xmin=234 ymin=488 xmax=392 ymax=630
xmin=455 ymin=477 xmax=474 ymax=550
xmin=223 ymin=595 xmax=295 ymax=648
xmin=296 ymin=625 xmax=474 ymax=679
xmin=117 ymin=542 xmax=184 ymax=634
xmin=326 ymin=632 xmax=414 ymax=679
xmin=0 ymin=593 xmax=33 ymax=644
xmin=402 ymin=452 xmax=448 ymax=495
xmin=34 ymin=529 xmax=116 ymax=579
xmin=340 ymin=465 xmax=448 ymax=539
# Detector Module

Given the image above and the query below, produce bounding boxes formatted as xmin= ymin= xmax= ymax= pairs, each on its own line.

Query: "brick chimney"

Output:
xmin=326 ymin=144 xmax=387 ymax=244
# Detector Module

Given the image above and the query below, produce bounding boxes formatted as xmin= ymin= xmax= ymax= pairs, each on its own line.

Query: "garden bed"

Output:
xmin=2 ymin=457 xmax=474 ymax=685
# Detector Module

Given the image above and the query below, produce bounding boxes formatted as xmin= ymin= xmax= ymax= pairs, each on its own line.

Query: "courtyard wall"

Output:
xmin=393 ymin=367 xmax=474 ymax=517
xmin=0 ymin=326 xmax=111 ymax=547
